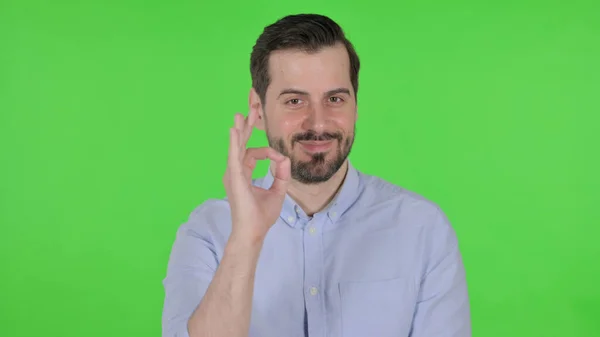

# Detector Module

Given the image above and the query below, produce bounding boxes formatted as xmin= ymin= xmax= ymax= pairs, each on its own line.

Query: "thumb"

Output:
xmin=269 ymin=159 xmax=277 ymax=179
xmin=269 ymin=156 xmax=291 ymax=195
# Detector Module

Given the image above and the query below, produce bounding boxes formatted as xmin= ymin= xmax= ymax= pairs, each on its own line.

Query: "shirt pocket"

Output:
xmin=338 ymin=277 xmax=417 ymax=337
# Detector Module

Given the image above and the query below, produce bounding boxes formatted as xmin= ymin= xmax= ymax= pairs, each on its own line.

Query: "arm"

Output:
xmin=187 ymin=233 xmax=263 ymax=337
xmin=161 ymin=204 xmax=264 ymax=337
xmin=409 ymin=209 xmax=471 ymax=337
xmin=163 ymin=109 xmax=290 ymax=337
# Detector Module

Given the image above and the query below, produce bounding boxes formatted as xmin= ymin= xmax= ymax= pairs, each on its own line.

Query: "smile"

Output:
xmin=297 ymin=140 xmax=334 ymax=153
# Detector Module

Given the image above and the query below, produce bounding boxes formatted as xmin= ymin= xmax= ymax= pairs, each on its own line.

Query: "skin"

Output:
xmin=252 ymin=43 xmax=358 ymax=215
xmin=186 ymin=42 xmax=357 ymax=337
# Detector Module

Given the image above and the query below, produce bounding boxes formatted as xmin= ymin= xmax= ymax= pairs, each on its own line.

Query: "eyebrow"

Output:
xmin=278 ymin=87 xmax=352 ymax=99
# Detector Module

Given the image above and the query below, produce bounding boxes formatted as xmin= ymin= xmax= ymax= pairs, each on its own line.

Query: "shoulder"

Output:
xmin=358 ymin=172 xmax=442 ymax=219
xmin=356 ymin=172 xmax=453 ymax=235
xmin=178 ymin=175 xmax=267 ymax=248
xmin=356 ymin=172 xmax=461 ymax=270
xmin=173 ymin=198 xmax=232 ymax=256
xmin=186 ymin=198 xmax=231 ymax=227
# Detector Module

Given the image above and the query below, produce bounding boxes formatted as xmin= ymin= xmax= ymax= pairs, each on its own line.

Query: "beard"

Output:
xmin=267 ymin=128 xmax=355 ymax=185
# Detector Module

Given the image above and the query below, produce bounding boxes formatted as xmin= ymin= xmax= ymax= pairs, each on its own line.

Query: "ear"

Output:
xmin=249 ymin=88 xmax=266 ymax=131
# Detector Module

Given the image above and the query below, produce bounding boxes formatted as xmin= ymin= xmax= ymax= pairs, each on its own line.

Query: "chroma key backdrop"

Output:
xmin=1 ymin=0 xmax=598 ymax=336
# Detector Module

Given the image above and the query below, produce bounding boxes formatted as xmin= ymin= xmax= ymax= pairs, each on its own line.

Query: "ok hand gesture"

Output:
xmin=223 ymin=109 xmax=291 ymax=242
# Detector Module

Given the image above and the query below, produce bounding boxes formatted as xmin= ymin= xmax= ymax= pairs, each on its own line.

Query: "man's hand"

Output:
xmin=185 ymin=110 xmax=292 ymax=337
xmin=222 ymin=108 xmax=291 ymax=243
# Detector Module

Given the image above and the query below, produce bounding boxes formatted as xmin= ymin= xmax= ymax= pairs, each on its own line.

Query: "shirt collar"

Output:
xmin=258 ymin=161 xmax=361 ymax=229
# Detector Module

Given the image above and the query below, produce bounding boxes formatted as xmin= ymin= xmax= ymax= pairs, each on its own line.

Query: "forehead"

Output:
xmin=266 ymin=44 xmax=352 ymax=96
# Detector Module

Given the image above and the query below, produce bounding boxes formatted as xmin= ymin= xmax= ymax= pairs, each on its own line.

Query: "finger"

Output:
xmin=227 ymin=127 xmax=243 ymax=173
xmin=233 ymin=112 xmax=253 ymax=149
xmin=245 ymin=146 xmax=285 ymax=159
xmin=240 ymin=111 xmax=256 ymax=148
xmin=242 ymin=147 xmax=284 ymax=179
xmin=269 ymin=155 xmax=291 ymax=195
xmin=269 ymin=157 xmax=277 ymax=181
xmin=243 ymin=147 xmax=283 ymax=168
xmin=241 ymin=148 xmax=262 ymax=174
xmin=234 ymin=113 xmax=245 ymax=148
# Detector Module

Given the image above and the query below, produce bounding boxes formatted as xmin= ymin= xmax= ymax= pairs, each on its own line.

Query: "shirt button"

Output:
xmin=309 ymin=287 xmax=318 ymax=296
xmin=287 ymin=216 xmax=295 ymax=223
xmin=330 ymin=211 xmax=337 ymax=217
xmin=309 ymin=227 xmax=316 ymax=235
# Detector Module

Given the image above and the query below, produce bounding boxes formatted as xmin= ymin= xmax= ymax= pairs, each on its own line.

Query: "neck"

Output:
xmin=286 ymin=161 xmax=349 ymax=217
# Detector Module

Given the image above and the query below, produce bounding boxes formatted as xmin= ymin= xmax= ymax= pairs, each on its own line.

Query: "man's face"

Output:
xmin=257 ymin=44 xmax=357 ymax=184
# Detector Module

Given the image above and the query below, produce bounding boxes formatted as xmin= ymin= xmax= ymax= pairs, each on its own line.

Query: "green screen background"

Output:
xmin=1 ymin=0 xmax=599 ymax=336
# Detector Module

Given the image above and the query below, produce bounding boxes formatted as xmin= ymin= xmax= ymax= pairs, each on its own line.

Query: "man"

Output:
xmin=162 ymin=13 xmax=471 ymax=337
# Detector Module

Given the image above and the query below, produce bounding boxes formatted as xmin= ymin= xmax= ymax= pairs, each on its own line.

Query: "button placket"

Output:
xmin=303 ymin=217 xmax=325 ymax=336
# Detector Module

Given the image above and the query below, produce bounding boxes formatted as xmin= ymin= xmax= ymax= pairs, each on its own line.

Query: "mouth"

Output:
xmin=297 ymin=140 xmax=334 ymax=153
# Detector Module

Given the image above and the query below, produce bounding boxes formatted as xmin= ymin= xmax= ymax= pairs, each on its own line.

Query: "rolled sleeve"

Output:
xmin=162 ymin=204 xmax=223 ymax=337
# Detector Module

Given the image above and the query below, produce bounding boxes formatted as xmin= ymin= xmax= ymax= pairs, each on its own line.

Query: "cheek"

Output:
xmin=266 ymin=117 xmax=299 ymax=141
xmin=278 ymin=115 xmax=304 ymax=134
xmin=335 ymin=116 xmax=356 ymax=133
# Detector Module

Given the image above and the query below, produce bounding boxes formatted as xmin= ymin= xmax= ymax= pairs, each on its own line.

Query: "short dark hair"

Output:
xmin=250 ymin=13 xmax=360 ymax=106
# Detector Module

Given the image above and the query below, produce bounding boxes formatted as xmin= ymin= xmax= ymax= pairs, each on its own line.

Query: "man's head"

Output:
xmin=249 ymin=14 xmax=360 ymax=185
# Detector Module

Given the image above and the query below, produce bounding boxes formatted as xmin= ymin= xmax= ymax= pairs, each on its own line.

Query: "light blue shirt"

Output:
xmin=162 ymin=162 xmax=471 ymax=337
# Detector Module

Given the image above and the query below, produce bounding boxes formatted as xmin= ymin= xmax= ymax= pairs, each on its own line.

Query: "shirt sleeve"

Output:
xmin=409 ymin=208 xmax=472 ymax=337
xmin=161 ymin=204 xmax=222 ymax=337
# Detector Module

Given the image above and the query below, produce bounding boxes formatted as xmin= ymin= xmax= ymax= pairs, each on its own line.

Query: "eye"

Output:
xmin=329 ymin=96 xmax=344 ymax=103
xmin=287 ymin=98 xmax=302 ymax=105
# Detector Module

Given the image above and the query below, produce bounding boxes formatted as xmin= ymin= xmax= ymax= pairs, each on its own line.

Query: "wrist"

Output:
xmin=227 ymin=229 xmax=266 ymax=253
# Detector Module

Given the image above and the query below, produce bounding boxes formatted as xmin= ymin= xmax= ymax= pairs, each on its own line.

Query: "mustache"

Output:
xmin=292 ymin=131 xmax=343 ymax=143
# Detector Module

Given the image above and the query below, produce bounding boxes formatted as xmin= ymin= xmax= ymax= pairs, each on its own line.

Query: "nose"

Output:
xmin=303 ymin=105 xmax=328 ymax=132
